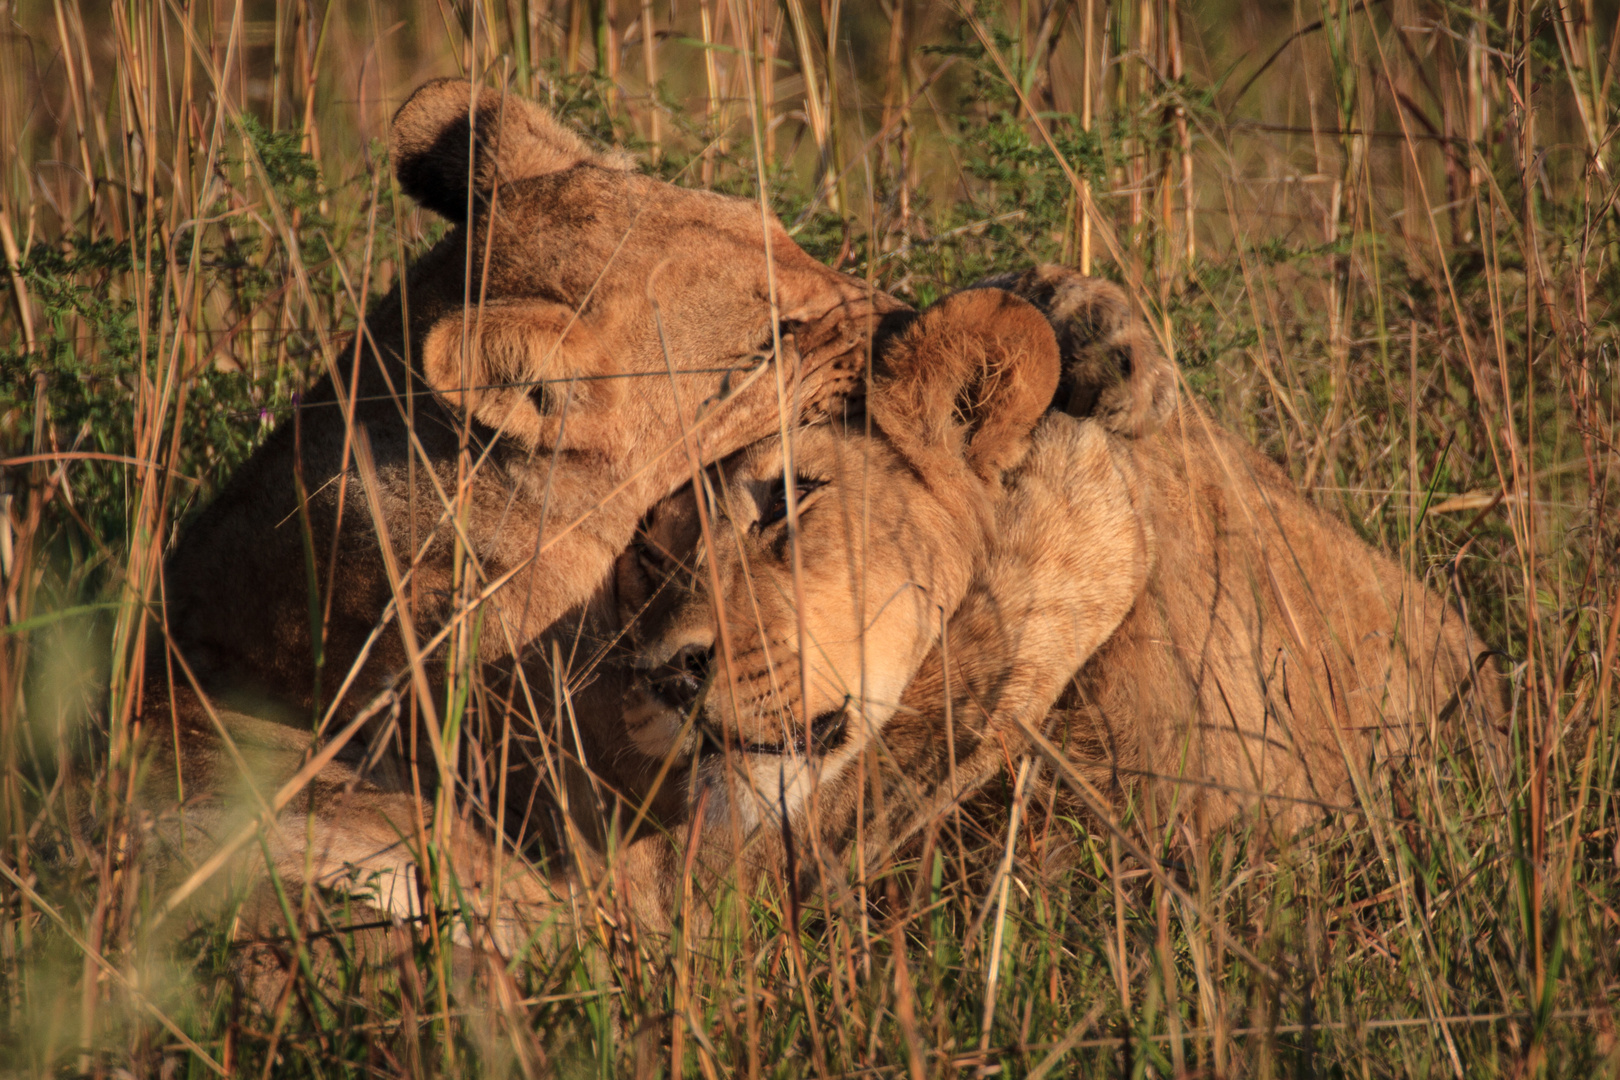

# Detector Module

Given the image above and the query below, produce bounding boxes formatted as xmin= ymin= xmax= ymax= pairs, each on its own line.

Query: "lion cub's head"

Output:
xmin=387 ymin=78 xmax=899 ymax=462
xmin=615 ymin=289 xmax=1060 ymax=825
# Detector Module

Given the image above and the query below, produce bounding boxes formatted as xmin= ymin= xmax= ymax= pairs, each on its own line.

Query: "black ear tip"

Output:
xmin=394 ymin=134 xmax=474 ymax=223
xmin=390 ymin=79 xmax=480 ymax=222
xmin=390 ymin=78 xmax=596 ymax=221
xmin=391 ymin=79 xmax=476 ymax=149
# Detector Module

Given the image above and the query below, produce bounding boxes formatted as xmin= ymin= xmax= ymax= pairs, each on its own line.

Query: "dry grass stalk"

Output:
xmin=0 ymin=1 xmax=1615 ymax=1074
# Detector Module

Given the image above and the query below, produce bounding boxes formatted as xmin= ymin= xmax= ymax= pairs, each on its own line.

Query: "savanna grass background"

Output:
xmin=1 ymin=0 xmax=1617 ymax=1075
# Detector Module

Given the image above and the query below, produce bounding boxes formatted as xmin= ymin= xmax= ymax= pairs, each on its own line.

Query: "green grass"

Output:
xmin=1 ymin=0 xmax=1617 ymax=1075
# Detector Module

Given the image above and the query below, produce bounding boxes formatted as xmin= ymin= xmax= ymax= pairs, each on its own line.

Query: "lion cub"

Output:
xmin=562 ymin=286 xmax=1145 ymax=924
xmin=592 ymin=268 xmax=1505 ymax=924
xmin=136 ymin=79 xmax=899 ymax=945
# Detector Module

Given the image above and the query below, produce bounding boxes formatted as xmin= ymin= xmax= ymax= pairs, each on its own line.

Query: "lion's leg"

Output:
xmin=222 ymin=783 xmax=566 ymax=1010
xmin=256 ymin=774 xmax=561 ymax=952
xmin=143 ymin=691 xmax=567 ymax=957
xmin=846 ymin=412 xmax=1152 ymax=856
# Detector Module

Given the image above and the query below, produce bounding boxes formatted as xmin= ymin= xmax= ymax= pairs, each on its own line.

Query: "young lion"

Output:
xmin=137 ymin=79 xmax=901 ymax=937
xmin=574 ymin=286 xmax=1148 ymax=925
xmin=588 ymin=268 xmax=1505 ymax=927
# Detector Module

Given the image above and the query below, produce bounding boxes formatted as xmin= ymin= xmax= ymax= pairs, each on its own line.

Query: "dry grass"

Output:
xmin=1 ymin=0 xmax=1617 ymax=1075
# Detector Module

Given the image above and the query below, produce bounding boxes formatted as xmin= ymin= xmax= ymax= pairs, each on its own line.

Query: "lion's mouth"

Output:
xmin=696 ymin=707 xmax=850 ymax=758
xmin=646 ymin=645 xmax=851 ymax=757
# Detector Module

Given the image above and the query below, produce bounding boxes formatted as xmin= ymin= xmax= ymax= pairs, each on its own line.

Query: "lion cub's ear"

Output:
xmin=420 ymin=305 xmax=626 ymax=450
xmin=391 ymin=78 xmax=632 ymax=223
xmin=869 ymin=289 xmax=1060 ymax=483
xmin=975 ymin=266 xmax=1176 ymax=438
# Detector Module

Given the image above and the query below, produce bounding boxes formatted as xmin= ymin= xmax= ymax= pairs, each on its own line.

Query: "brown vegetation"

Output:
xmin=1 ymin=0 xmax=1614 ymax=1074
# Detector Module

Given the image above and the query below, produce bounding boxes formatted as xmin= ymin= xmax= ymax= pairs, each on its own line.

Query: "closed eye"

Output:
xmin=758 ymin=476 xmax=826 ymax=530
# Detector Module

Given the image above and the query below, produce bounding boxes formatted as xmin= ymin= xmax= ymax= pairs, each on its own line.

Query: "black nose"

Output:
xmin=652 ymin=643 xmax=713 ymax=715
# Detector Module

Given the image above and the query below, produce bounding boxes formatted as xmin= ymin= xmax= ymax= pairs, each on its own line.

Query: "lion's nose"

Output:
xmin=674 ymin=643 xmax=713 ymax=681
xmin=652 ymin=643 xmax=714 ymax=715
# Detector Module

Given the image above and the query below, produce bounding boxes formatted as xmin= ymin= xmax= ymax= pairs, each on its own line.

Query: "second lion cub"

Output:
xmin=594 ymin=267 xmax=1506 ymax=921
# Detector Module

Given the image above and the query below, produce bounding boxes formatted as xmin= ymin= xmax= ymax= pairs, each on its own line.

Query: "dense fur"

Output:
xmin=140 ymin=75 xmax=1503 ymax=943
xmin=612 ymin=289 xmax=1062 ymax=833
xmin=163 ymin=79 xmax=897 ymax=711
xmin=593 ymin=267 xmax=1505 ymax=927
xmin=583 ymin=289 xmax=1145 ymax=925
xmin=139 ymin=79 xmax=901 ymax=939
xmin=981 ymin=267 xmax=1506 ymax=835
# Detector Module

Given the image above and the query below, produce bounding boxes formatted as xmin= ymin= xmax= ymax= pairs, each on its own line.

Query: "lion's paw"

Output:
xmin=973 ymin=266 xmax=1177 ymax=438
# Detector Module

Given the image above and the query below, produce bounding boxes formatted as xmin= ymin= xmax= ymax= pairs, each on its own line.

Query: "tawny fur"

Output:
xmin=612 ymin=290 xmax=1062 ymax=813
xmin=985 ymin=268 xmax=1507 ymax=835
xmin=138 ymin=78 xmax=902 ymax=939
xmin=588 ymin=268 xmax=1506 ymax=931
xmin=585 ymin=293 xmax=1122 ymax=927
xmin=141 ymin=90 xmax=1503 ymax=954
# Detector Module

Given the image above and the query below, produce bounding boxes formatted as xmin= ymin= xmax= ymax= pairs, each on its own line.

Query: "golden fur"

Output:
xmin=979 ymin=266 xmax=1506 ymax=835
xmin=138 ymin=73 xmax=1501 ymax=941
xmin=138 ymin=79 xmax=901 ymax=941
xmin=612 ymin=289 xmax=1062 ymax=831
xmin=585 ymin=288 xmax=1144 ymax=924
xmin=591 ymin=267 xmax=1505 ymax=927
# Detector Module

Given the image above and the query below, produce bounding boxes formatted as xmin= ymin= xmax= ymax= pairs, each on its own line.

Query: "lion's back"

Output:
xmin=1067 ymin=404 xmax=1506 ymax=832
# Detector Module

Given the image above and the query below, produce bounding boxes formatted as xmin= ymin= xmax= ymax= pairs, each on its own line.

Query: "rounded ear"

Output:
xmin=420 ymin=306 xmax=626 ymax=449
xmin=390 ymin=78 xmax=630 ymax=222
xmin=868 ymin=289 xmax=1060 ymax=483
xmin=975 ymin=265 xmax=1176 ymax=438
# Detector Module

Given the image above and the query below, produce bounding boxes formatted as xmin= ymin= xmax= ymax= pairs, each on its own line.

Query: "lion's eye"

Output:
xmin=758 ymin=477 xmax=825 ymax=530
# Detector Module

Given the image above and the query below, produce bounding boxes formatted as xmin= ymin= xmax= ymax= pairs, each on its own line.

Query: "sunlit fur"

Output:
xmin=140 ymin=79 xmax=898 ymax=940
xmin=594 ymin=269 xmax=1506 ymax=932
